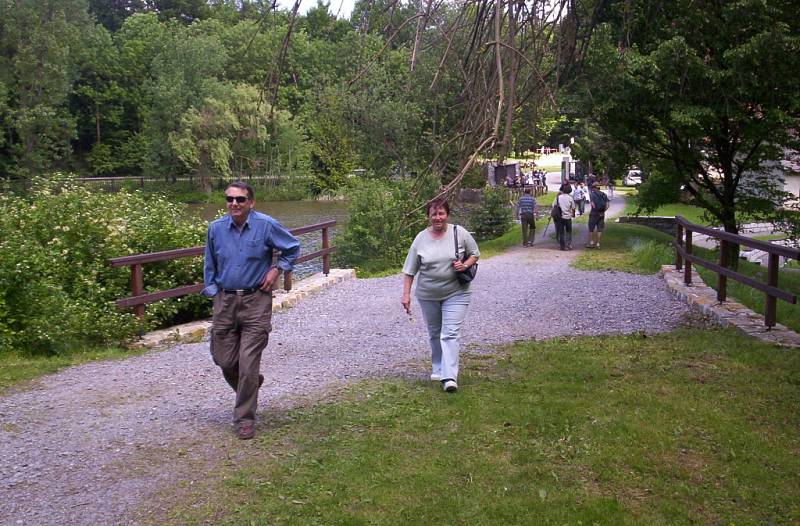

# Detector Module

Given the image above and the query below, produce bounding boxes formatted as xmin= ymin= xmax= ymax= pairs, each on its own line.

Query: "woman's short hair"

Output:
xmin=559 ymin=183 xmax=572 ymax=194
xmin=426 ymin=198 xmax=450 ymax=215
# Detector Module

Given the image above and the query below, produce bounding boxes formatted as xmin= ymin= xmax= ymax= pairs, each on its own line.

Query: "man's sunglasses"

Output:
xmin=225 ymin=195 xmax=248 ymax=204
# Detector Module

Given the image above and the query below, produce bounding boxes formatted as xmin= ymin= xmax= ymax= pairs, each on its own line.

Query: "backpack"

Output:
xmin=551 ymin=198 xmax=562 ymax=219
xmin=594 ymin=190 xmax=609 ymax=212
xmin=600 ymin=192 xmax=610 ymax=211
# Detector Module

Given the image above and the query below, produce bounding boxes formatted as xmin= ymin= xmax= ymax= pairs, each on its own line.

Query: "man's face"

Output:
xmin=224 ymin=187 xmax=253 ymax=224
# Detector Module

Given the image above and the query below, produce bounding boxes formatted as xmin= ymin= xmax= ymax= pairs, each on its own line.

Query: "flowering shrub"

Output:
xmin=0 ymin=175 xmax=208 ymax=355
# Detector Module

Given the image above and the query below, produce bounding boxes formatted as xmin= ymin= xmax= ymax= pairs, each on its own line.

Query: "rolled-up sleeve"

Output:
xmin=202 ymin=227 xmax=219 ymax=297
xmin=268 ymin=220 xmax=300 ymax=272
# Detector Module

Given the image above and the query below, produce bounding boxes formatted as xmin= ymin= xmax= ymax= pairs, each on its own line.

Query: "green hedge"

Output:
xmin=0 ymin=176 xmax=208 ymax=355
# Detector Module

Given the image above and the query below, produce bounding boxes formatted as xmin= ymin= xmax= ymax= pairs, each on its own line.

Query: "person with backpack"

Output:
xmin=586 ymin=181 xmax=609 ymax=248
xmin=517 ymin=188 xmax=538 ymax=246
xmin=552 ymin=183 xmax=576 ymax=251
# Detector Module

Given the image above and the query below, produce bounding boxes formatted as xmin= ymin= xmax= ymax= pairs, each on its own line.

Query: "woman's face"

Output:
xmin=428 ymin=206 xmax=449 ymax=231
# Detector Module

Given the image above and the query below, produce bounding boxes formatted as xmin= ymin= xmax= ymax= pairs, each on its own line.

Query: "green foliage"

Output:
xmin=336 ymin=178 xmax=435 ymax=273
xmin=468 ymin=187 xmax=513 ymax=241
xmin=579 ymin=1 xmax=800 ymax=234
xmin=460 ymin=163 xmax=486 ymax=189
xmin=0 ymin=176 xmax=208 ymax=355
xmin=633 ymin=166 xmax=684 ymax=213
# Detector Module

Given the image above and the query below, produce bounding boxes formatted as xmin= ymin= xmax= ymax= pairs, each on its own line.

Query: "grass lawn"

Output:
xmin=154 ymin=328 xmax=800 ymax=525
xmin=621 ymin=199 xmax=714 ymax=226
xmin=620 ymin=196 xmax=761 ymax=228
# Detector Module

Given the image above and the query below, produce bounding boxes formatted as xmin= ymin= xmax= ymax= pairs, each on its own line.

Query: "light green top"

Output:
xmin=402 ymin=224 xmax=480 ymax=300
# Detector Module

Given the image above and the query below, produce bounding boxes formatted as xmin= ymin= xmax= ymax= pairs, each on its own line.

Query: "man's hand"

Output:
xmin=259 ymin=267 xmax=281 ymax=291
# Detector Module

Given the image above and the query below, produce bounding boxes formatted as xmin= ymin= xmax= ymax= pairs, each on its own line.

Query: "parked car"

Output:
xmin=623 ymin=169 xmax=642 ymax=186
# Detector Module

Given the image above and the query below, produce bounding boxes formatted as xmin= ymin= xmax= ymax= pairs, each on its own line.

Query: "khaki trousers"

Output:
xmin=520 ymin=212 xmax=536 ymax=245
xmin=210 ymin=290 xmax=273 ymax=427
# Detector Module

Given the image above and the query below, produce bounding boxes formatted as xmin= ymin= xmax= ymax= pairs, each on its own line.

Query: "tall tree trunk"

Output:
xmin=498 ymin=0 xmax=519 ymax=163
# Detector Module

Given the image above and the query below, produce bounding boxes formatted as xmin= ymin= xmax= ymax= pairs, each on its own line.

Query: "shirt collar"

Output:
xmin=227 ymin=215 xmax=250 ymax=231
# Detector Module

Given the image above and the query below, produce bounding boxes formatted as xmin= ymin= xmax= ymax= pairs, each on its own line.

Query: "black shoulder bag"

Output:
xmin=454 ymin=225 xmax=478 ymax=284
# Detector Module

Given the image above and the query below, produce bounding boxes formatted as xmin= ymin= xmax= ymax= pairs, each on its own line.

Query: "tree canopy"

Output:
xmin=0 ymin=0 xmax=795 ymax=218
xmin=572 ymin=0 xmax=800 ymax=235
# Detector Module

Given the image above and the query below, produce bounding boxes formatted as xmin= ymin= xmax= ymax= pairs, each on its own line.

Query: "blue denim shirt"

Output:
xmin=202 ymin=210 xmax=300 ymax=297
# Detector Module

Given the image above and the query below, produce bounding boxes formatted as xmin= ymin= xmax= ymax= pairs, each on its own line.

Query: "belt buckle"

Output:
xmin=234 ymin=289 xmax=246 ymax=296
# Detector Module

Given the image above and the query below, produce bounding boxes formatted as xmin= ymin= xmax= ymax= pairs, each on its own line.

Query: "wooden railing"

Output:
xmin=674 ymin=215 xmax=800 ymax=327
xmin=109 ymin=219 xmax=336 ymax=317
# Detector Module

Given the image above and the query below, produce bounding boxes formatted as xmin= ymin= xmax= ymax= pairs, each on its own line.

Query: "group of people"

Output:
xmin=514 ymin=180 xmax=610 ymax=250
xmin=203 ymin=183 xmax=480 ymax=440
xmin=504 ymin=169 xmax=547 ymax=189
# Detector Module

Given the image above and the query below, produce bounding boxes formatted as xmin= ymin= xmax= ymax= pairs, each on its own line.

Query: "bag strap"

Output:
xmin=453 ymin=224 xmax=459 ymax=259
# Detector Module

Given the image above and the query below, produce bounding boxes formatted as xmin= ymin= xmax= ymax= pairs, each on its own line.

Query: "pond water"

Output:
xmin=187 ymin=200 xmax=350 ymax=279
xmin=187 ymin=199 xmax=349 ymax=228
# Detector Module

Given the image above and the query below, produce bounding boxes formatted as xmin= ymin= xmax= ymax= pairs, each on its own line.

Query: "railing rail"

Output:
xmin=674 ymin=215 xmax=800 ymax=327
xmin=109 ymin=219 xmax=337 ymax=317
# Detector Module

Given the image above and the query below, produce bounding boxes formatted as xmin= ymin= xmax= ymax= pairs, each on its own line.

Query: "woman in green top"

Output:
xmin=401 ymin=198 xmax=480 ymax=392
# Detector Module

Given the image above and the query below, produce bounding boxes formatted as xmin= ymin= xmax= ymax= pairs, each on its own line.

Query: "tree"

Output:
xmin=579 ymin=0 xmax=800 ymax=240
xmin=87 ymin=0 xmax=147 ymax=32
xmin=0 ymin=0 xmax=96 ymax=176
xmin=170 ymin=83 xmax=312 ymax=190
xmin=141 ymin=22 xmax=228 ymax=178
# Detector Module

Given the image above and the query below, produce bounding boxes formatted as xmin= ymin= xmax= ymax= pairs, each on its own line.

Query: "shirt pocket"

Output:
xmin=245 ymin=240 xmax=266 ymax=260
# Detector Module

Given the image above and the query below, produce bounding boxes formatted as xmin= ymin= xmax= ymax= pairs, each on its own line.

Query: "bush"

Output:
xmin=468 ymin=187 xmax=513 ymax=240
xmin=0 ymin=175 xmax=208 ymax=355
xmin=336 ymin=177 xmax=436 ymax=273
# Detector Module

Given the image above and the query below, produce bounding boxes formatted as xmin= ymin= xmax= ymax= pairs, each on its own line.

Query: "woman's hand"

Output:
xmin=452 ymin=259 xmax=468 ymax=272
xmin=401 ymin=293 xmax=411 ymax=314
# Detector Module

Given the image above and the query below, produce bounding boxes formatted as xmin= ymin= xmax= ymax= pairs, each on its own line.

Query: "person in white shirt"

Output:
xmin=573 ymin=181 xmax=588 ymax=215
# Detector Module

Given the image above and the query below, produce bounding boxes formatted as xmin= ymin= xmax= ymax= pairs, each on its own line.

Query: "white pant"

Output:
xmin=417 ymin=291 xmax=470 ymax=381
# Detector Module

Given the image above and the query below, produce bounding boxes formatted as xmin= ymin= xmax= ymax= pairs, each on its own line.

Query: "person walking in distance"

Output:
xmin=518 ymin=188 xmax=537 ymax=246
xmin=586 ymin=181 xmax=609 ymax=249
xmin=203 ymin=182 xmax=300 ymax=440
xmin=553 ymin=183 xmax=576 ymax=251
xmin=573 ymin=181 xmax=586 ymax=216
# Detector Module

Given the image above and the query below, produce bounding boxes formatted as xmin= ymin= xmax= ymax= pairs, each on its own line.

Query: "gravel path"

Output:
xmin=0 ymin=194 xmax=695 ymax=525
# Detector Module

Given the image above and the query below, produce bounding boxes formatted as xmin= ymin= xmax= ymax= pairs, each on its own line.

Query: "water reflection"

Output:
xmin=187 ymin=200 xmax=350 ymax=279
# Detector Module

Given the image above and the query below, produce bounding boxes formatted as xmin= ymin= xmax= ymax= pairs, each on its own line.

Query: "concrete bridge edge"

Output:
xmin=131 ymin=268 xmax=357 ymax=349
xmin=661 ymin=265 xmax=800 ymax=348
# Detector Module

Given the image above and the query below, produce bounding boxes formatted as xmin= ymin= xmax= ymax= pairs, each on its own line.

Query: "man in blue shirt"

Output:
xmin=517 ymin=188 xmax=538 ymax=246
xmin=203 ymin=182 xmax=300 ymax=440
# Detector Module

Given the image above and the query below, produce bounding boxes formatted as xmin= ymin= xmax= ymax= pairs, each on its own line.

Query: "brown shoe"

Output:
xmin=237 ymin=424 xmax=255 ymax=440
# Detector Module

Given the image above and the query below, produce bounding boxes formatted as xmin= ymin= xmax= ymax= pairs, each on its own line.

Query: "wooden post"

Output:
xmin=675 ymin=223 xmax=684 ymax=270
xmin=322 ymin=226 xmax=330 ymax=275
xmin=766 ymin=253 xmax=779 ymax=328
xmin=717 ymin=239 xmax=728 ymax=302
xmin=131 ymin=263 xmax=144 ymax=317
xmin=684 ymin=230 xmax=693 ymax=285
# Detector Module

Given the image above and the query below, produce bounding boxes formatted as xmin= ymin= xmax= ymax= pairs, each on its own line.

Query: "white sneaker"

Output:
xmin=430 ymin=373 xmax=442 ymax=381
xmin=443 ymin=380 xmax=458 ymax=392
